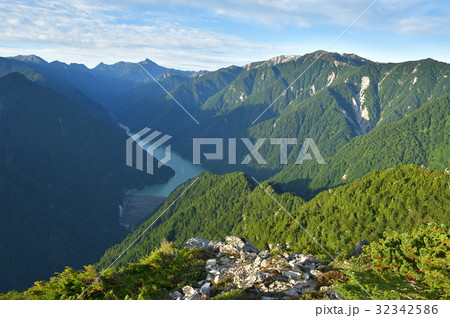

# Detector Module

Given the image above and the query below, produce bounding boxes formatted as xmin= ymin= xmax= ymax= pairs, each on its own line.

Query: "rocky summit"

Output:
xmin=169 ymin=236 xmax=342 ymax=300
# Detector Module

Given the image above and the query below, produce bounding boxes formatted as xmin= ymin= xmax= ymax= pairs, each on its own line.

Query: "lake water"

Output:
xmin=134 ymin=146 xmax=206 ymax=197
xmin=122 ymin=125 xmax=206 ymax=197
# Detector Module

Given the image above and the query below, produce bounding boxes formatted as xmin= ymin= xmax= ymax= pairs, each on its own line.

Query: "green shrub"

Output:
xmin=367 ymin=223 xmax=449 ymax=292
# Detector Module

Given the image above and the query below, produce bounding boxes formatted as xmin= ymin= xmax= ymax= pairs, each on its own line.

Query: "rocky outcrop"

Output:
xmin=351 ymin=239 xmax=370 ymax=257
xmin=174 ymin=236 xmax=342 ymax=300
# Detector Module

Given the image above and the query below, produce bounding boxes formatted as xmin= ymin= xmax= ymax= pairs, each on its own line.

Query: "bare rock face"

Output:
xmin=174 ymin=237 xmax=342 ymax=300
xmin=219 ymin=236 xmax=260 ymax=256
xmin=183 ymin=237 xmax=211 ymax=249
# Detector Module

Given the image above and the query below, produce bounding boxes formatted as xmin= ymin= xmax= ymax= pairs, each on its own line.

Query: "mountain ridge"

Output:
xmin=97 ymin=164 xmax=449 ymax=270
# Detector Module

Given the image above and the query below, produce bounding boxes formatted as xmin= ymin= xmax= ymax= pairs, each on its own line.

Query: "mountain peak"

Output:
xmin=243 ymin=55 xmax=302 ymax=70
xmin=141 ymin=58 xmax=159 ymax=66
xmin=307 ymin=50 xmax=369 ymax=66
xmin=11 ymin=54 xmax=47 ymax=65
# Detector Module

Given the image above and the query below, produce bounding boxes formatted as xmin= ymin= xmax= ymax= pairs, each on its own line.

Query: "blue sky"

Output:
xmin=0 ymin=0 xmax=449 ymax=70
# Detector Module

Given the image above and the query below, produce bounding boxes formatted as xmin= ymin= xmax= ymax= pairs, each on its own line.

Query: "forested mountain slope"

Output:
xmin=0 ymin=73 xmax=173 ymax=292
xmin=0 ymin=161 xmax=108 ymax=292
xmin=272 ymin=94 xmax=450 ymax=197
xmin=111 ymin=52 xmax=449 ymax=184
xmin=97 ymin=165 xmax=449 ymax=270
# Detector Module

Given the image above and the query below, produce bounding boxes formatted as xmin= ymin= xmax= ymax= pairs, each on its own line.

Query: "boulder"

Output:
xmin=296 ymin=254 xmax=320 ymax=265
xmin=168 ymin=291 xmax=183 ymax=300
xmin=209 ymin=268 xmax=221 ymax=276
xmin=254 ymin=256 xmax=263 ymax=267
xmin=213 ymin=275 xmax=222 ymax=284
xmin=182 ymin=286 xmax=200 ymax=300
xmin=258 ymin=250 xmax=270 ymax=259
xmin=351 ymin=239 xmax=370 ymax=257
xmin=283 ymin=288 xmax=300 ymax=297
xmin=240 ymin=250 xmax=258 ymax=262
xmin=320 ymin=286 xmax=341 ymax=300
xmin=293 ymin=280 xmax=316 ymax=293
xmin=288 ymin=260 xmax=301 ymax=271
xmin=225 ymin=236 xmax=260 ymax=254
xmin=261 ymin=258 xmax=271 ymax=268
xmin=282 ymin=271 xmax=303 ymax=283
xmin=200 ymin=282 xmax=211 ymax=297
xmin=219 ymin=244 xmax=240 ymax=256
xmin=206 ymin=259 xmax=217 ymax=269
xmin=207 ymin=240 xmax=224 ymax=252
xmin=183 ymin=237 xmax=210 ymax=249
xmin=260 ymin=258 xmax=271 ymax=268
xmin=245 ymin=272 xmax=265 ymax=287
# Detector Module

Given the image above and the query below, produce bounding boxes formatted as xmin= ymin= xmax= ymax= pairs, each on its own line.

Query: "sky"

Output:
xmin=0 ymin=0 xmax=449 ymax=71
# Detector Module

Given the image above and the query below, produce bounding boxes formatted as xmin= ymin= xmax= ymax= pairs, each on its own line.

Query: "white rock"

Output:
xmin=183 ymin=238 xmax=210 ymax=249
xmin=182 ymin=286 xmax=200 ymax=300
xmin=283 ymin=271 xmax=303 ymax=281
xmin=258 ymin=250 xmax=270 ymax=259
xmin=297 ymin=254 xmax=319 ymax=265
xmin=206 ymin=259 xmax=217 ymax=269
xmin=209 ymin=269 xmax=220 ymax=276
xmin=254 ymin=256 xmax=263 ymax=267
xmin=225 ymin=236 xmax=260 ymax=254
xmin=261 ymin=259 xmax=271 ymax=268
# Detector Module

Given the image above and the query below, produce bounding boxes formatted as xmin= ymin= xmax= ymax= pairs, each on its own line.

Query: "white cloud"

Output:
xmin=1 ymin=0 xmax=301 ymax=69
xmin=86 ymin=0 xmax=450 ymax=32
xmin=87 ymin=0 xmax=370 ymax=28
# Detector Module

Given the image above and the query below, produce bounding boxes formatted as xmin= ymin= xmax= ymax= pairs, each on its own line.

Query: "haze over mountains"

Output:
xmin=0 ymin=51 xmax=448 ymax=296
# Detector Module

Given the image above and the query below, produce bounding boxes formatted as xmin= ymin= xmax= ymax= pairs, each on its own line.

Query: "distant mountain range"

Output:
xmin=1 ymin=54 xmax=205 ymax=108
